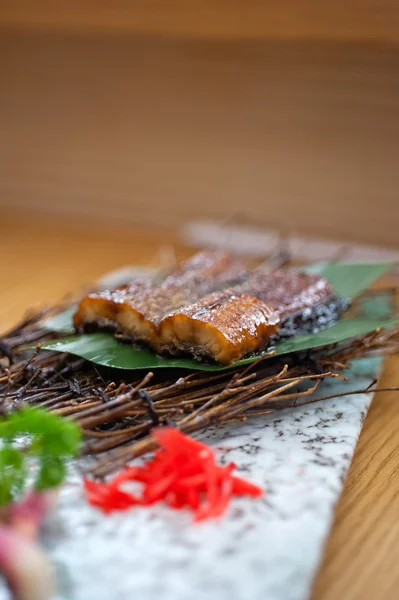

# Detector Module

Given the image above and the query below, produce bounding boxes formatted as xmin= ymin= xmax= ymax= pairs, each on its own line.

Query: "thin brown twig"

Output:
xmin=0 ymin=303 xmax=397 ymax=476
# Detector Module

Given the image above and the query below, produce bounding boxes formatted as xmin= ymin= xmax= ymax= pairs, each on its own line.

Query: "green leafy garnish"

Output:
xmin=0 ymin=447 xmax=26 ymax=506
xmin=0 ymin=407 xmax=81 ymax=506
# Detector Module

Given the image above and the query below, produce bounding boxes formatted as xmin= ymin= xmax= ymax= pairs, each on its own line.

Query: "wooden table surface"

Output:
xmin=1 ymin=210 xmax=398 ymax=600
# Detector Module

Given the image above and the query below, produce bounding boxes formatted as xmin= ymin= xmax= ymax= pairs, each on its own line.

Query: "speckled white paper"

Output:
xmin=0 ymin=358 xmax=382 ymax=600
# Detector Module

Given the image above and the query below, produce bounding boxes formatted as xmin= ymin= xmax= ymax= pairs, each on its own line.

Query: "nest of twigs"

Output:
xmin=0 ymin=305 xmax=398 ymax=478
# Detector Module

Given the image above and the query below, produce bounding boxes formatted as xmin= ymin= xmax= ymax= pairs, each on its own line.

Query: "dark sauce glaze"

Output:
xmin=278 ymin=295 xmax=350 ymax=338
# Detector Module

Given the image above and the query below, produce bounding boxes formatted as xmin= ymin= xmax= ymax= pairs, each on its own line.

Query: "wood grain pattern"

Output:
xmin=1 ymin=210 xmax=398 ymax=599
xmin=311 ymin=355 xmax=399 ymax=600
xmin=1 ymin=32 xmax=399 ymax=248
xmin=1 ymin=1 xmax=399 ymax=44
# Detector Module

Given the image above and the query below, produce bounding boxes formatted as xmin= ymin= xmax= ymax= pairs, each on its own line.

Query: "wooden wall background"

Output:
xmin=0 ymin=3 xmax=398 ymax=247
xmin=2 ymin=1 xmax=399 ymax=43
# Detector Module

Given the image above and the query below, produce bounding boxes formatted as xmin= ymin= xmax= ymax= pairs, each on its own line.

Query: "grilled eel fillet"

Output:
xmin=73 ymin=251 xmax=246 ymax=347
xmin=157 ymin=270 xmax=345 ymax=364
xmin=232 ymin=269 xmax=349 ymax=338
xmin=159 ymin=290 xmax=280 ymax=364
xmin=74 ymin=252 xmax=348 ymax=364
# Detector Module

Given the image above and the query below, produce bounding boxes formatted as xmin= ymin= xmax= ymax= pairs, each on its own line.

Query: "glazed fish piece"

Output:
xmin=234 ymin=269 xmax=334 ymax=316
xmin=234 ymin=269 xmax=348 ymax=336
xmin=156 ymin=269 xmax=347 ymax=364
xmin=159 ymin=290 xmax=279 ymax=364
xmin=73 ymin=251 xmax=245 ymax=346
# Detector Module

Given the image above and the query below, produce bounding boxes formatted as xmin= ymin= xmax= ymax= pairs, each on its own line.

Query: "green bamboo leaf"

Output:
xmin=268 ymin=316 xmax=398 ymax=356
xmin=40 ymin=262 xmax=396 ymax=371
xmin=41 ymin=334 xmax=225 ymax=371
xmin=301 ymin=261 xmax=393 ymax=298
xmin=41 ymin=313 xmax=398 ymax=372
